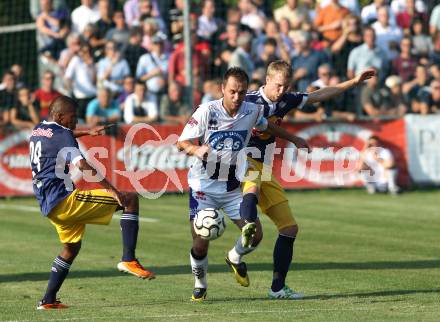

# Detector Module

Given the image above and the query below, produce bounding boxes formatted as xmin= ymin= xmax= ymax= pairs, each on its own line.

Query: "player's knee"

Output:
xmin=192 ymin=243 xmax=208 ymax=258
xmin=124 ymin=192 xmax=139 ymax=212
xmin=63 ymin=242 xmax=81 ymax=261
xmin=279 ymin=224 xmax=298 ymax=237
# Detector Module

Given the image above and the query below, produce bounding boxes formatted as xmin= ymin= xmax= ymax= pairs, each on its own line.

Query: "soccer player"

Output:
xmin=177 ymin=67 xmax=309 ymax=301
xmin=30 ymin=96 xmax=155 ymax=310
xmin=231 ymin=60 xmax=376 ymax=299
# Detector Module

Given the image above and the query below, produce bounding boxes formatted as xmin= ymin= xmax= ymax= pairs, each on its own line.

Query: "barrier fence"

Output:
xmin=1 ymin=115 xmax=439 ymax=197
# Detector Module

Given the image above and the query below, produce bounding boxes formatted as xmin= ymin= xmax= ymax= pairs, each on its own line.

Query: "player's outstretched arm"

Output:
xmin=76 ymin=158 xmax=125 ymax=206
xmin=265 ymin=122 xmax=311 ymax=152
xmin=307 ymin=69 xmax=376 ymax=104
xmin=176 ymin=140 xmax=210 ymax=160
xmin=73 ymin=124 xmax=115 ymax=138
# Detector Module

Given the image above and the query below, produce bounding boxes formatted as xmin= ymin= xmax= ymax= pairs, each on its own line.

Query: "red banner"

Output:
xmin=0 ymin=120 xmax=409 ymax=197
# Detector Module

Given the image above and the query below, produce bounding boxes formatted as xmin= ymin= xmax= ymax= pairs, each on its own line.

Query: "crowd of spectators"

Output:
xmin=1 ymin=0 xmax=440 ymax=130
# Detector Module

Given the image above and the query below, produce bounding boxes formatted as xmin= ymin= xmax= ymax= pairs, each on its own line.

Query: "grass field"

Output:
xmin=1 ymin=189 xmax=440 ymax=321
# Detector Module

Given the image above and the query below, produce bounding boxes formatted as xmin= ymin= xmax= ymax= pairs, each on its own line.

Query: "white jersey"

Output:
xmin=364 ymin=147 xmax=394 ymax=184
xmin=178 ymin=98 xmax=268 ymax=193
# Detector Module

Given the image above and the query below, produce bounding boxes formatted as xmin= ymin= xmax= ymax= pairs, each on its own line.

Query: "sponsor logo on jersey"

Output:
xmin=194 ymin=191 xmax=206 ymax=200
xmin=208 ymin=130 xmax=247 ymax=151
xmin=187 ymin=117 xmax=198 ymax=127
xmin=208 ymin=116 xmax=218 ymax=130
xmin=31 ymin=128 xmax=53 ymax=138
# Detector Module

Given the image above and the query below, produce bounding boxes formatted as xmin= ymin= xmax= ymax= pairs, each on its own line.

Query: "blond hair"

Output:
xmin=266 ymin=60 xmax=293 ymax=79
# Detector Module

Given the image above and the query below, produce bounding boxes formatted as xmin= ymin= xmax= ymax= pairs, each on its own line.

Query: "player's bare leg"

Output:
xmin=225 ymin=218 xmax=263 ymax=287
xmin=37 ymin=242 xmax=82 ymax=309
xmin=190 ymin=221 xmax=209 ymax=301
xmin=117 ymin=192 xmax=155 ymax=279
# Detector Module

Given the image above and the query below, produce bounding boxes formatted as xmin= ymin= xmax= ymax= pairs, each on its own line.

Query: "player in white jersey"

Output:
xmin=177 ymin=67 xmax=309 ymax=301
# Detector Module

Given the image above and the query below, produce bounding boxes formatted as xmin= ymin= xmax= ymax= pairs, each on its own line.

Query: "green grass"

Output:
xmin=1 ymin=190 xmax=440 ymax=321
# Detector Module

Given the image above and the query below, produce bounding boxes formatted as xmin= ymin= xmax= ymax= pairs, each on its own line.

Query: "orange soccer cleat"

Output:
xmin=117 ymin=259 xmax=155 ymax=280
xmin=37 ymin=299 xmax=69 ymax=310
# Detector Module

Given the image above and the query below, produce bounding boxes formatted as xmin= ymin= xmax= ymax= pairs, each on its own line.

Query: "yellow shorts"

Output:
xmin=48 ymin=189 xmax=119 ymax=244
xmin=242 ymin=158 xmax=297 ymax=230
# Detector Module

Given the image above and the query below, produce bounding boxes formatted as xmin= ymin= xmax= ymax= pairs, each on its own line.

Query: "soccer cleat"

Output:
xmin=225 ymin=256 xmax=250 ymax=287
xmin=268 ymin=286 xmax=304 ymax=300
xmin=37 ymin=299 xmax=69 ymax=310
xmin=191 ymin=288 xmax=207 ymax=302
xmin=117 ymin=259 xmax=155 ymax=280
xmin=241 ymin=222 xmax=257 ymax=248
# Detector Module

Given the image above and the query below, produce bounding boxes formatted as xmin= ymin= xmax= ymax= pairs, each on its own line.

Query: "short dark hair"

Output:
xmin=135 ymin=80 xmax=146 ymax=87
xmin=49 ymin=96 xmax=77 ymax=117
xmin=223 ymin=67 xmax=249 ymax=86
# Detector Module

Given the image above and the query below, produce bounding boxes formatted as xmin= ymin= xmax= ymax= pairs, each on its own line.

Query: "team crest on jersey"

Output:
xmin=208 ymin=110 xmax=219 ymax=130
xmin=194 ymin=191 xmax=206 ymax=200
xmin=208 ymin=130 xmax=247 ymax=151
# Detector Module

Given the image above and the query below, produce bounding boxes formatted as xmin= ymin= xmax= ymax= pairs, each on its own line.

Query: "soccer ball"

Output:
xmin=193 ymin=208 xmax=226 ymax=240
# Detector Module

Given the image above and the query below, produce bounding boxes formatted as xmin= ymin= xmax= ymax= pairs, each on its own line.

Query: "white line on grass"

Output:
xmin=0 ymin=204 xmax=158 ymax=223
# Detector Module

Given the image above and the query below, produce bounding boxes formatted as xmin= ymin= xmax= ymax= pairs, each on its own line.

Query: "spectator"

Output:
xmin=33 ymin=71 xmax=61 ymax=120
xmin=274 ymin=0 xmax=309 ymax=30
xmin=10 ymin=87 xmax=40 ymax=129
xmin=213 ymin=23 xmax=239 ymax=76
xmin=64 ymin=45 xmax=97 ymax=121
xmin=294 ymin=85 xmax=326 ymax=122
xmin=136 ymin=34 xmax=169 ymax=109
xmin=361 ymin=0 xmax=396 ymax=26
xmin=255 ymin=38 xmax=279 ymax=70
xmin=58 ymin=33 xmax=81 ymax=73
xmin=253 ymin=19 xmax=290 ymax=62
xmin=71 ymin=0 xmax=100 ymax=34
xmin=382 ymin=75 xmax=408 ymax=114
xmin=141 ymin=18 xmax=160 ymax=52
xmin=417 ymin=79 xmax=440 ymax=114
xmin=291 ymin=31 xmax=328 ymax=92
xmin=411 ymin=17 xmax=433 ymax=59
xmin=197 ymin=0 xmax=223 ymax=42
xmin=429 ymin=33 xmax=440 ymax=67
xmin=392 ymin=37 xmax=417 ymax=82
xmin=278 ymin=18 xmax=295 ymax=53
xmin=0 ymin=71 xmax=17 ymax=125
xmin=395 ymin=0 xmax=427 ymax=32
xmin=86 ymin=88 xmax=120 ymax=126
xmin=89 ymin=0 xmax=115 ymax=57
xmin=429 ymin=3 xmax=440 ymax=35
xmin=36 ymin=0 xmax=69 ymax=60
xmin=238 ymin=0 xmax=266 ymax=34
xmin=10 ymin=64 xmax=25 ymax=89
xmin=97 ymin=41 xmax=130 ymax=94
xmin=391 ymin=0 xmax=426 ymax=16
xmin=124 ymin=0 xmax=161 ymax=27
xmin=357 ymin=135 xmax=400 ymax=194
xmin=123 ymin=81 xmax=158 ymax=124
xmin=118 ymin=75 xmax=135 ymax=109
xmin=228 ymin=32 xmax=255 ymax=78
xmin=159 ymin=81 xmax=190 ymax=124
xmin=347 ymin=27 xmax=386 ymax=81
xmin=372 ymin=6 xmax=403 ymax=61
xmin=319 ymin=0 xmax=360 ymax=16
xmin=331 ymin=14 xmax=363 ymax=78
xmin=105 ymin=10 xmax=130 ymax=50
xmin=402 ymin=64 xmax=429 ymax=112
xmin=314 ymin=0 xmax=350 ymax=47
xmin=360 ymin=72 xmax=405 ymax=117
xmin=132 ymin=0 xmax=164 ymax=30
xmin=169 ymin=0 xmax=185 ymax=42
xmin=124 ymin=27 xmax=148 ymax=76
xmin=201 ymin=79 xmax=222 ymax=104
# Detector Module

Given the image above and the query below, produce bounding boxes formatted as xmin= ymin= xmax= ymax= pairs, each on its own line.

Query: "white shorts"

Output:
xmin=189 ymin=187 xmax=242 ymax=221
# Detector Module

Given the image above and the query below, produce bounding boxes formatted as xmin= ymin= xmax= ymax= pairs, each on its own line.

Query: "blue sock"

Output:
xmin=120 ymin=213 xmax=139 ymax=262
xmin=42 ymin=256 xmax=71 ymax=303
xmin=240 ymin=193 xmax=258 ymax=222
xmin=271 ymin=234 xmax=296 ymax=292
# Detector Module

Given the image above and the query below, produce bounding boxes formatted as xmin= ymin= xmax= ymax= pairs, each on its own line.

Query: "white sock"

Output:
xmin=190 ymin=251 xmax=208 ymax=289
xmin=228 ymin=236 xmax=257 ymax=264
xmin=228 ymin=247 xmax=242 ymax=264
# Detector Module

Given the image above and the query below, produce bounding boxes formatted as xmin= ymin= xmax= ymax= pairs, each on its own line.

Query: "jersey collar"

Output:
xmin=42 ymin=120 xmax=71 ymax=131
xmin=259 ymin=86 xmax=275 ymax=105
